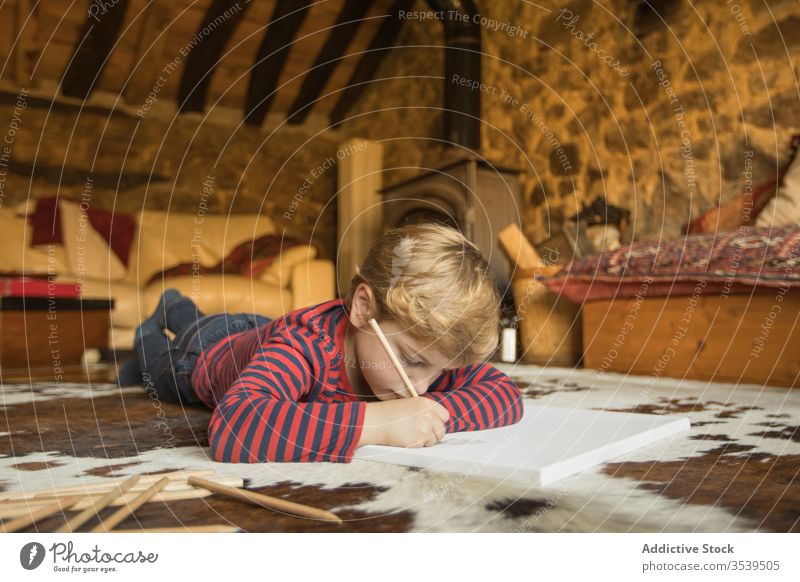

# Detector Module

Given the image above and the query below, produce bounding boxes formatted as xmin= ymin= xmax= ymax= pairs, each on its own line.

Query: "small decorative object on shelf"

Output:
xmin=499 ymin=301 xmax=518 ymax=363
xmin=570 ymin=196 xmax=631 ymax=253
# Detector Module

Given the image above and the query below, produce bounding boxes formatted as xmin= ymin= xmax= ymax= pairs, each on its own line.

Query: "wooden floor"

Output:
xmin=0 ymin=362 xmax=120 ymax=384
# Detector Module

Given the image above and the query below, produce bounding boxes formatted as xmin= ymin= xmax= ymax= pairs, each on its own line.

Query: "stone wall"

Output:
xmin=340 ymin=6 xmax=445 ymax=194
xmin=2 ymin=0 xmax=797 ymax=267
xmin=0 ymin=96 xmax=341 ymax=261
xmin=342 ymin=0 xmax=800 ymax=246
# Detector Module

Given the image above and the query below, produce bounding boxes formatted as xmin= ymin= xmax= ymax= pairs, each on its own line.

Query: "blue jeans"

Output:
xmin=137 ymin=299 xmax=272 ymax=408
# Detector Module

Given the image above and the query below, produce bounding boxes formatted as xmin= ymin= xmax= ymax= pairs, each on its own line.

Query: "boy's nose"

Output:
xmin=410 ymin=377 xmax=430 ymax=396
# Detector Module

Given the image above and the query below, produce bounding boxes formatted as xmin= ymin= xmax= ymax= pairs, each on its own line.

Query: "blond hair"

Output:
xmin=345 ymin=223 xmax=501 ymax=367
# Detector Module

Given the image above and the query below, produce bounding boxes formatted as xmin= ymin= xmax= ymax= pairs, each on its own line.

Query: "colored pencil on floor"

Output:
xmin=187 ymin=476 xmax=343 ymax=524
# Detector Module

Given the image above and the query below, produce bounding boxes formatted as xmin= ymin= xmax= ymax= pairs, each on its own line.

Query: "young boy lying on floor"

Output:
xmin=117 ymin=223 xmax=524 ymax=463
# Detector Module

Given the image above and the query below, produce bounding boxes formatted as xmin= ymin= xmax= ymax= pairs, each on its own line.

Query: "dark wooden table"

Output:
xmin=0 ymin=296 xmax=113 ymax=382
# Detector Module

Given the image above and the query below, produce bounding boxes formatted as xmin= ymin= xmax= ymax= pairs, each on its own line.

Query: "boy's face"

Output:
xmin=346 ymin=283 xmax=456 ymax=400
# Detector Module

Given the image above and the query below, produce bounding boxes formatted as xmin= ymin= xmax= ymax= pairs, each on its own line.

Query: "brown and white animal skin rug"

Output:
xmin=1 ymin=363 xmax=798 ymax=533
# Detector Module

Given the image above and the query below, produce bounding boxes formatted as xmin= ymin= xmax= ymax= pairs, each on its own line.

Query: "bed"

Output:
xmin=540 ymin=135 xmax=800 ymax=388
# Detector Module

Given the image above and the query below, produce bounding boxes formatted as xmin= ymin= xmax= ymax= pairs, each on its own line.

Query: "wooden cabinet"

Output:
xmin=0 ymin=297 xmax=112 ymax=380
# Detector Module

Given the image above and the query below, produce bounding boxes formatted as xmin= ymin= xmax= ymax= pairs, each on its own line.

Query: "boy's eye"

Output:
xmin=402 ymin=353 xmax=423 ymax=366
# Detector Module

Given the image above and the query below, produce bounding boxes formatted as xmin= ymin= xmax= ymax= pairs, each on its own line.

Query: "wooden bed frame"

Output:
xmin=582 ymin=291 xmax=800 ymax=388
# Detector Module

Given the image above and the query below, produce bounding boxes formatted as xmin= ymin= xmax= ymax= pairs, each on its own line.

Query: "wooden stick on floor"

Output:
xmin=0 ymin=486 xmax=221 ymax=520
xmin=0 ymin=469 xmax=220 ymax=503
xmin=111 ymin=525 xmax=240 ymax=533
xmin=90 ymin=477 xmax=170 ymax=533
xmin=57 ymin=475 xmax=141 ymax=533
xmin=0 ymin=495 xmax=84 ymax=533
xmin=187 ymin=476 xmax=343 ymax=525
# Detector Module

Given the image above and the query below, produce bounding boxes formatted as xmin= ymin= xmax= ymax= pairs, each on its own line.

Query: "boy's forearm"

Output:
xmin=357 ymin=402 xmax=386 ymax=447
xmin=425 ymin=368 xmax=524 ymax=432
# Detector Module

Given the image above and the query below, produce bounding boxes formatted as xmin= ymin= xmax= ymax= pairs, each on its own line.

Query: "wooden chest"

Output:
xmin=582 ymin=291 xmax=799 ymax=388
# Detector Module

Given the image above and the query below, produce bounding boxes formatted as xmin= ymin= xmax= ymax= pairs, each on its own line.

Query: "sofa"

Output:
xmin=0 ymin=201 xmax=336 ymax=350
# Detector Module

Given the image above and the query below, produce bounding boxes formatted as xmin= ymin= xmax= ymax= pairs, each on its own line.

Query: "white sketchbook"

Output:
xmin=353 ymin=401 xmax=691 ymax=487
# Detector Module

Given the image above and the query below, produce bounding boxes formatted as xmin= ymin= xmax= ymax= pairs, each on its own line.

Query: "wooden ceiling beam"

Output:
xmin=286 ymin=1 xmax=373 ymax=124
xmin=14 ymin=0 xmax=34 ymax=84
xmin=243 ymin=0 xmax=311 ymax=126
xmin=329 ymin=0 xmax=412 ymax=127
xmin=122 ymin=0 xmax=170 ymax=103
xmin=61 ymin=0 xmax=129 ymax=99
xmin=177 ymin=0 xmax=253 ymax=113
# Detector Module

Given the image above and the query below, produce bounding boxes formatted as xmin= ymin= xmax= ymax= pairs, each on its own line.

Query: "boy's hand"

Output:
xmin=359 ymin=398 xmax=450 ymax=448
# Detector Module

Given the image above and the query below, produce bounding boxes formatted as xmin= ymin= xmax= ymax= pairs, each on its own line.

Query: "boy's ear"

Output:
xmin=349 ymin=283 xmax=376 ymax=328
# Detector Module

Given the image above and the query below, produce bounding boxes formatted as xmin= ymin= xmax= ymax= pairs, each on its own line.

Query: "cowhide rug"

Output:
xmin=0 ymin=362 xmax=798 ymax=533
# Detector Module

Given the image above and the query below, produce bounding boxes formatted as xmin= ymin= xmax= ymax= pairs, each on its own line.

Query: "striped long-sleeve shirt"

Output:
xmin=191 ymin=299 xmax=524 ymax=463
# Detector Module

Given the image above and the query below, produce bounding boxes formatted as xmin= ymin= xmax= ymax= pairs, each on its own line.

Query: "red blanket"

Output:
xmin=146 ymin=234 xmax=313 ymax=285
xmin=28 ymin=197 xmax=136 ymax=267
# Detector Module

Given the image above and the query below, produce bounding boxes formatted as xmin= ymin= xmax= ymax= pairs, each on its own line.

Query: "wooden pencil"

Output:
xmin=90 ymin=477 xmax=171 ymax=532
xmin=57 ymin=475 xmax=140 ymax=533
xmin=110 ymin=525 xmax=240 ymax=533
xmin=0 ymin=486 xmax=212 ymax=519
xmin=0 ymin=495 xmax=83 ymax=533
xmin=368 ymin=317 xmax=419 ymax=398
xmin=187 ymin=476 xmax=343 ymax=524
xmin=0 ymin=469 xmax=218 ymax=503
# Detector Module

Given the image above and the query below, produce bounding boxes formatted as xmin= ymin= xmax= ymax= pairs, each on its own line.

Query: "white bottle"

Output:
xmin=501 ymin=327 xmax=517 ymax=363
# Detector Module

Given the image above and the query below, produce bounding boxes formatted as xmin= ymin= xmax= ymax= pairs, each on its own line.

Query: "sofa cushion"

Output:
xmin=193 ymin=213 xmax=277 ymax=263
xmin=755 ymin=145 xmax=800 ymax=228
xmin=539 ymin=225 xmax=800 ymax=303
xmin=684 ymin=135 xmax=800 ymax=234
xmin=132 ymin=210 xmax=276 ymax=285
xmin=259 ymin=244 xmax=318 ymax=288
xmin=144 ymin=234 xmax=312 ymax=286
xmin=144 ymin=275 xmax=292 ymax=319
xmin=0 ymin=208 xmax=71 ymax=275
xmin=60 ymin=200 xmax=128 ymax=282
xmin=682 ymin=173 xmax=780 ymax=235
xmin=26 ymin=197 xmax=136 ymax=268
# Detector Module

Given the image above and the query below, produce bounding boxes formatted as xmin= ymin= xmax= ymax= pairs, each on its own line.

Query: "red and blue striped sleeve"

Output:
xmin=424 ymin=363 xmax=524 ymax=433
xmin=207 ymin=341 xmax=367 ymax=463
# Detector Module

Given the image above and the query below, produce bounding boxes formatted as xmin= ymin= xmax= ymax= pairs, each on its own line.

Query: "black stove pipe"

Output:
xmin=426 ymin=0 xmax=482 ymax=151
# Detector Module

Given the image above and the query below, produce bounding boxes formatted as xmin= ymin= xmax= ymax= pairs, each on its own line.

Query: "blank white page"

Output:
xmin=353 ymin=401 xmax=691 ymax=487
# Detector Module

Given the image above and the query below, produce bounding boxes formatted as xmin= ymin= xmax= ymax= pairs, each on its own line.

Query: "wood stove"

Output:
xmin=380 ymin=151 xmax=522 ymax=292
xmin=338 ymin=0 xmax=523 ymax=297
